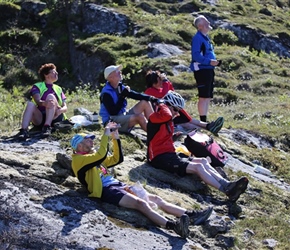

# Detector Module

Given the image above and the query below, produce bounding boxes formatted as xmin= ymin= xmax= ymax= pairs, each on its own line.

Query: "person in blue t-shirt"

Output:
xmin=190 ymin=15 xmax=221 ymax=123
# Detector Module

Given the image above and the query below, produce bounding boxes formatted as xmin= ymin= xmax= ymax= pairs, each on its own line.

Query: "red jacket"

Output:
xmin=147 ymin=104 xmax=176 ymax=161
xmin=144 ymin=80 xmax=174 ymax=98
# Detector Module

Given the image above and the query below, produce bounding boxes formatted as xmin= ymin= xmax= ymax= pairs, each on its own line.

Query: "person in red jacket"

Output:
xmin=145 ymin=70 xmax=223 ymax=135
xmin=147 ymin=90 xmax=248 ymax=202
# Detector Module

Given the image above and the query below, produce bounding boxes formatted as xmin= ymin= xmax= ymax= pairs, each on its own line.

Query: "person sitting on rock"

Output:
xmin=70 ymin=122 xmax=213 ymax=239
xmin=147 ymin=90 xmax=249 ymax=202
xmin=145 ymin=70 xmax=223 ymax=135
xmin=99 ymin=65 xmax=158 ymax=133
xmin=18 ymin=63 xmax=67 ymax=140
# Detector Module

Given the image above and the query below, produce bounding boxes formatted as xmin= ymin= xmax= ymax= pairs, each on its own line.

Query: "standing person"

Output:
xmin=18 ymin=63 xmax=67 ymax=140
xmin=147 ymin=91 xmax=249 ymax=202
xmin=70 ymin=122 xmax=213 ymax=239
xmin=190 ymin=15 xmax=221 ymax=122
xmin=145 ymin=70 xmax=224 ymax=135
xmin=99 ymin=65 xmax=157 ymax=133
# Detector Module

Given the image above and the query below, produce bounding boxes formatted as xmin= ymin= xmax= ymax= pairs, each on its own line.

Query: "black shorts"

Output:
xmin=37 ymin=113 xmax=65 ymax=128
xmin=194 ymin=69 xmax=215 ymax=98
xmin=149 ymin=152 xmax=190 ymax=177
xmin=101 ymin=182 xmax=127 ymax=206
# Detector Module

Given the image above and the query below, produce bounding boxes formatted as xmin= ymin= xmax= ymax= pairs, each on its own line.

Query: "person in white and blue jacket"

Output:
xmin=99 ymin=65 xmax=158 ymax=133
xmin=190 ymin=15 xmax=221 ymax=123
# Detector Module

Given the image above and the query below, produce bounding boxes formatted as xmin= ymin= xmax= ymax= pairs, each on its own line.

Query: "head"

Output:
xmin=38 ymin=63 xmax=58 ymax=82
xmin=163 ymin=90 xmax=185 ymax=117
xmin=104 ymin=65 xmax=122 ymax=87
xmin=194 ymin=15 xmax=212 ymax=34
xmin=145 ymin=70 xmax=163 ymax=89
xmin=70 ymin=133 xmax=96 ymax=153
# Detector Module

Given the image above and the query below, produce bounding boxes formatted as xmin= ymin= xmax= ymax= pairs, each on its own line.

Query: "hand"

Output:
xmin=210 ymin=59 xmax=219 ymax=66
xmin=105 ymin=122 xmax=121 ymax=137
xmin=160 ymin=73 xmax=167 ymax=81
xmin=149 ymin=96 xmax=159 ymax=103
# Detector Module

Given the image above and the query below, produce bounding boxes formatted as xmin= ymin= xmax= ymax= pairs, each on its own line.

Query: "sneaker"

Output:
xmin=226 ymin=177 xmax=249 ymax=202
xmin=190 ymin=206 xmax=213 ymax=225
xmin=173 ymin=214 xmax=190 ymax=238
xmin=42 ymin=125 xmax=52 ymax=137
xmin=207 ymin=117 xmax=224 ymax=135
xmin=18 ymin=128 xmax=29 ymax=141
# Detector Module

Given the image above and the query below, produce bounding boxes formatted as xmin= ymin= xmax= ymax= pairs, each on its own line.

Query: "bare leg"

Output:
xmin=186 ymin=158 xmax=222 ymax=189
xmin=148 ymin=194 xmax=186 ymax=217
xmin=21 ymin=101 xmax=43 ymax=129
xmin=132 ymin=100 xmax=154 ymax=119
xmin=198 ymin=97 xmax=211 ymax=117
xmin=44 ymin=94 xmax=59 ymax=126
xmin=119 ymin=193 xmax=169 ymax=227
xmin=128 ymin=113 xmax=148 ymax=131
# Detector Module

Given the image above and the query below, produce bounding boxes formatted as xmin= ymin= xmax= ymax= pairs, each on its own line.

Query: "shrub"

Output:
xmin=3 ymin=67 xmax=38 ymax=89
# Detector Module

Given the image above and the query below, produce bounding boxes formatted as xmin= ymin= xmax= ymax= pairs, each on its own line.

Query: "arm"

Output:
xmin=191 ymin=37 xmax=211 ymax=65
xmin=127 ymin=89 xmax=151 ymax=101
xmin=149 ymin=103 xmax=172 ymax=124
xmin=161 ymin=80 xmax=174 ymax=96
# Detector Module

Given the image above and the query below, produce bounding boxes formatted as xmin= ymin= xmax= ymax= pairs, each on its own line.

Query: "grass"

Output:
xmin=0 ymin=0 xmax=290 ymax=248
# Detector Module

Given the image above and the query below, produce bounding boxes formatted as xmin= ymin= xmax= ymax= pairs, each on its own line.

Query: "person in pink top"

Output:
xmin=145 ymin=70 xmax=223 ymax=135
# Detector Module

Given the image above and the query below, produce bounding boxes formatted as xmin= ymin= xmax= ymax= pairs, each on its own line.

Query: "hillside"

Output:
xmin=0 ymin=0 xmax=290 ymax=249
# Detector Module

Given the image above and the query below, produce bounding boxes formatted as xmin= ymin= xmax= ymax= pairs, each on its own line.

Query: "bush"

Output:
xmin=3 ymin=67 xmax=38 ymax=89
xmin=0 ymin=2 xmax=20 ymax=25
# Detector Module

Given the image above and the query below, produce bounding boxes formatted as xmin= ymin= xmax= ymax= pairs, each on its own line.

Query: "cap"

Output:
xmin=70 ymin=133 xmax=95 ymax=150
xmin=104 ymin=65 xmax=122 ymax=79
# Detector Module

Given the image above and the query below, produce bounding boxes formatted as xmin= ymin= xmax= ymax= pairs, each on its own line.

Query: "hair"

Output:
xmin=38 ymin=63 xmax=56 ymax=81
xmin=145 ymin=70 xmax=160 ymax=88
xmin=194 ymin=15 xmax=206 ymax=28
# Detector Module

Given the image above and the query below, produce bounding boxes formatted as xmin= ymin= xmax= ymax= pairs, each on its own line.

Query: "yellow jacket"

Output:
xmin=71 ymin=135 xmax=123 ymax=198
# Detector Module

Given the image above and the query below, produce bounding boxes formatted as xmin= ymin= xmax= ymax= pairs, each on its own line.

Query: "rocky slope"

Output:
xmin=0 ymin=128 xmax=289 ymax=250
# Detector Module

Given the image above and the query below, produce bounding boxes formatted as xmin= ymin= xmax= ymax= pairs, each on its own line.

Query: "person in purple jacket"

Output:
xmin=18 ymin=63 xmax=67 ymax=140
xmin=190 ymin=15 xmax=221 ymax=123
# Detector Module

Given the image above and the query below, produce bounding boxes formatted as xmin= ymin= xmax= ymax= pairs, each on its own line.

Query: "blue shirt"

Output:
xmin=190 ymin=31 xmax=216 ymax=71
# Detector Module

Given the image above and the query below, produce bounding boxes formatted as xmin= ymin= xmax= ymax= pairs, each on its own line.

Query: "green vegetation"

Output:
xmin=0 ymin=0 xmax=290 ymax=248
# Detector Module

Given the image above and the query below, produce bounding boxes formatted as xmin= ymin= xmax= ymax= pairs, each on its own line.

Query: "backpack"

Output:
xmin=184 ymin=129 xmax=228 ymax=168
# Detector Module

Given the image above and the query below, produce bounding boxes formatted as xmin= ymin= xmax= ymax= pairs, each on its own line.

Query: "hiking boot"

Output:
xmin=207 ymin=117 xmax=224 ymax=135
xmin=226 ymin=177 xmax=249 ymax=202
xmin=42 ymin=125 xmax=52 ymax=137
xmin=18 ymin=128 xmax=29 ymax=141
xmin=190 ymin=206 xmax=213 ymax=226
xmin=173 ymin=214 xmax=190 ymax=238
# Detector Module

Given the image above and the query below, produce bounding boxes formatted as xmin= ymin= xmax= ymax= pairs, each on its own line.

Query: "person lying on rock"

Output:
xmin=147 ymin=90 xmax=249 ymax=202
xmin=70 ymin=122 xmax=213 ymax=239
xmin=99 ymin=65 xmax=158 ymax=133
xmin=145 ymin=70 xmax=224 ymax=135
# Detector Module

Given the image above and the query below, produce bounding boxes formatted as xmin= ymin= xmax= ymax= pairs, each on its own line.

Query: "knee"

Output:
xmin=135 ymin=198 xmax=150 ymax=211
xmin=149 ymin=195 xmax=163 ymax=206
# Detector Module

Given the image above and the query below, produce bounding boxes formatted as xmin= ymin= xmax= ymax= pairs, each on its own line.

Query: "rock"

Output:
xmin=147 ymin=43 xmax=183 ymax=58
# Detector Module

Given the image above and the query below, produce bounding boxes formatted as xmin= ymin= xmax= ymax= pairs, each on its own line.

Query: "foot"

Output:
xmin=18 ymin=128 xmax=30 ymax=141
xmin=226 ymin=177 xmax=249 ymax=202
xmin=189 ymin=206 xmax=213 ymax=225
xmin=207 ymin=117 xmax=224 ymax=135
xmin=173 ymin=214 xmax=190 ymax=238
xmin=42 ymin=125 xmax=52 ymax=137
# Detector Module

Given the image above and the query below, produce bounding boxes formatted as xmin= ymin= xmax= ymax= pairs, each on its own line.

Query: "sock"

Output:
xmin=184 ymin=210 xmax=194 ymax=217
xmin=165 ymin=220 xmax=175 ymax=230
xmin=44 ymin=124 xmax=50 ymax=127
xmin=218 ymin=179 xmax=230 ymax=193
xmin=200 ymin=115 xmax=207 ymax=122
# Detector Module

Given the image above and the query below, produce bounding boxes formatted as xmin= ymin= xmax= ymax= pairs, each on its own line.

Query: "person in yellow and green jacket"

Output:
xmin=70 ymin=122 xmax=213 ymax=239
xmin=18 ymin=63 xmax=67 ymax=140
